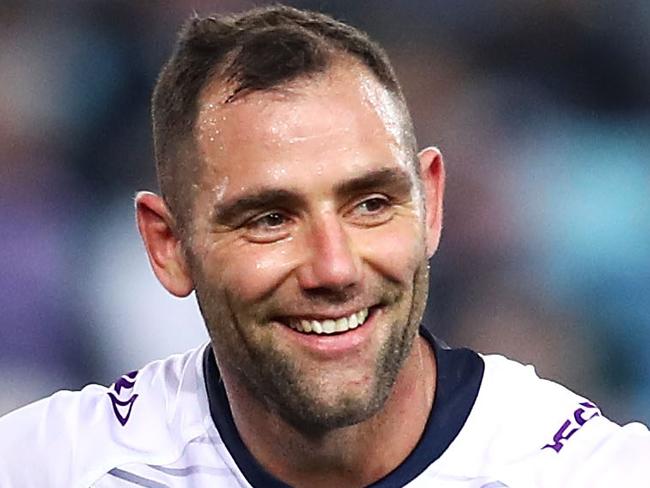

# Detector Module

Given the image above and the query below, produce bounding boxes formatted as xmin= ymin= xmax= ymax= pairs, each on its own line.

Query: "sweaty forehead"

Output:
xmin=193 ymin=61 xmax=409 ymax=171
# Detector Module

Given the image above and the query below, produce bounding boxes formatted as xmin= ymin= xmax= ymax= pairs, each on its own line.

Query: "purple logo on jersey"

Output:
xmin=107 ymin=370 xmax=139 ymax=426
xmin=542 ymin=401 xmax=600 ymax=453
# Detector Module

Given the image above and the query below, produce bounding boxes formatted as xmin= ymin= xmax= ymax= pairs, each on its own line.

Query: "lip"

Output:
xmin=274 ymin=306 xmax=381 ymax=360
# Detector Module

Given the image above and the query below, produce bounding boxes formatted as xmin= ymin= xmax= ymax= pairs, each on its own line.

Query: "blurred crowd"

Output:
xmin=1 ymin=0 xmax=649 ymax=424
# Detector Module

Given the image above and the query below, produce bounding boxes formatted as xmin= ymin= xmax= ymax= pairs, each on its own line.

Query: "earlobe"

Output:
xmin=135 ymin=191 xmax=194 ymax=297
xmin=417 ymin=147 xmax=445 ymax=257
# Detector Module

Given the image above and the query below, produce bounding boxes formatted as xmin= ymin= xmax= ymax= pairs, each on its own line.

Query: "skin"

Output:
xmin=136 ymin=60 xmax=445 ymax=487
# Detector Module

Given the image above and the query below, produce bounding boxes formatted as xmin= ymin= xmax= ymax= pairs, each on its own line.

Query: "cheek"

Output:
xmin=355 ymin=218 xmax=425 ymax=282
xmin=208 ymin=239 xmax=303 ymax=303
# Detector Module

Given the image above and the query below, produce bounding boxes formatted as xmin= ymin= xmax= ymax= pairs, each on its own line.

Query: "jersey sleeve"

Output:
xmin=477 ymin=354 xmax=650 ymax=488
xmin=500 ymin=416 xmax=650 ymax=488
xmin=0 ymin=386 xmax=108 ymax=487
xmin=0 ymin=348 xmax=209 ymax=488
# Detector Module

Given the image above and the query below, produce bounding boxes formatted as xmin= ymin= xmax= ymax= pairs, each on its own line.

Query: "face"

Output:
xmin=186 ymin=63 xmax=436 ymax=433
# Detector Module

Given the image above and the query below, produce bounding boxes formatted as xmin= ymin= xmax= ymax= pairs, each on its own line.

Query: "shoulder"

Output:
xmin=476 ymin=354 xmax=601 ymax=454
xmin=439 ymin=353 xmax=650 ymax=487
xmin=478 ymin=353 xmax=593 ymax=441
xmin=0 ymin=345 xmax=210 ymax=488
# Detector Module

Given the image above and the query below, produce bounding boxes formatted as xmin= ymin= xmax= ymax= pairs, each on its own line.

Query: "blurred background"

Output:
xmin=1 ymin=0 xmax=649 ymax=425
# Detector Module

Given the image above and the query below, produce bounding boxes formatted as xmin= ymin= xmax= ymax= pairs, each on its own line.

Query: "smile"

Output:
xmin=287 ymin=308 xmax=370 ymax=335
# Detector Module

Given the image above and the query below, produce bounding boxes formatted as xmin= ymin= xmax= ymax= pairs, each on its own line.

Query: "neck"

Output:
xmin=220 ymin=335 xmax=436 ymax=488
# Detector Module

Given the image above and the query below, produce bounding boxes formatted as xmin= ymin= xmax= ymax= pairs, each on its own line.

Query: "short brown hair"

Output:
xmin=152 ymin=4 xmax=414 ymax=232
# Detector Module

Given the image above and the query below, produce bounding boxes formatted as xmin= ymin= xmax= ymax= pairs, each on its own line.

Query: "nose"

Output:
xmin=296 ymin=212 xmax=361 ymax=292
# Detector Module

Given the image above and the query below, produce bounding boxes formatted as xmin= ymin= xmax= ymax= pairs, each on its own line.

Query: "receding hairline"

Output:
xmin=197 ymin=54 xmax=399 ymax=113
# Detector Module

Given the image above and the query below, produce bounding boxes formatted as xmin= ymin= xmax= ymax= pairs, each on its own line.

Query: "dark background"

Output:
xmin=1 ymin=0 xmax=649 ymax=425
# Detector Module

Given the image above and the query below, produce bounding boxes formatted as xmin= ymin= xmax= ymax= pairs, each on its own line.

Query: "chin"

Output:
xmin=276 ymin=388 xmax=389 ymax=436
xmin=268 ymin=341 xmax=410 ymax=436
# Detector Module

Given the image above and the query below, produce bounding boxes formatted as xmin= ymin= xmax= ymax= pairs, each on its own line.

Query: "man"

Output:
xmin=0 ymin=5 xmax=648 ymax=487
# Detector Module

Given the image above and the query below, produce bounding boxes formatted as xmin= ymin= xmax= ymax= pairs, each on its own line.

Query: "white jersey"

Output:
xmin=1 ymin=328 xmax=648 ymax=487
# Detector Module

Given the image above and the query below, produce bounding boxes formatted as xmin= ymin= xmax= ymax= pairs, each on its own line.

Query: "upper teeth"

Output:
xmin=288 ymin=308 xmax=369 ymax=335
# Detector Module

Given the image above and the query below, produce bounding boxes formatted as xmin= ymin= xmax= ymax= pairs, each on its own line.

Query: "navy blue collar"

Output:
xmin=203 ymin=327 xmax=484 ymax=487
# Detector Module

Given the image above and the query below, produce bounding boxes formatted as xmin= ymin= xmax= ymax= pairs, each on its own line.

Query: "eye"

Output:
xmin=347 ymin=195 xmax=394 ymax=226
xmin=356 ymin=197 xmax=389 ymax=214
xmin=251 ymin=212 xmax=287 ymax=228
xmin=244 ymin=211 xmax=293 ymax=242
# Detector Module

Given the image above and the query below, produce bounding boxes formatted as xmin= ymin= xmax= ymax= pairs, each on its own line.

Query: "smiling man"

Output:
xmin=0 ymin=5 xmax=648 ymax=488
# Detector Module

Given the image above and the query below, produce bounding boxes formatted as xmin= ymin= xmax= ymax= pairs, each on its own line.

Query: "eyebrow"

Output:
xmin=212 ymin=166 xmax=415 ymax=225
xmin=212 ymin=189 xmax=306 ymax=225
xmin=334 ymin=167 xmax=413 ymax=199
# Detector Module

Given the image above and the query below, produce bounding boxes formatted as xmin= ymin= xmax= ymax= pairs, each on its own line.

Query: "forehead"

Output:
xmin=193 ymin=62 xmax=410 ymax=197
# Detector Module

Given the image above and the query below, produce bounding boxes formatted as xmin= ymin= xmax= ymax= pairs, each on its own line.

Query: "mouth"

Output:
xmin=283 ymin=307 xmax=371 ymax=335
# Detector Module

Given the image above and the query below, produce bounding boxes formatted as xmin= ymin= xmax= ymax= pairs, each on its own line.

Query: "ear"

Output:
xmin=418 ymin=147 xmax=446 ymax=257
xmin=135 ymin=191 xmax=194 ymax=297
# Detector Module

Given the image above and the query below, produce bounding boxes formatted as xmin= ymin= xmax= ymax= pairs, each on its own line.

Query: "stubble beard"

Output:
xmin=193 ymin=258 xmax=430 ymax=437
